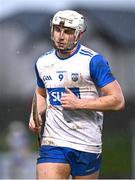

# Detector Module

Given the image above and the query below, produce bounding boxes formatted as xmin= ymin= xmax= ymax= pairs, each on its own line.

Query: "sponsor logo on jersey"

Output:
xmin=43 ymin=75 xmax=52 ymax=81
xmin=71 ymin=73 xmax=79 ymax=82
xmin=47 ymin=87 xmax=80 ymax=105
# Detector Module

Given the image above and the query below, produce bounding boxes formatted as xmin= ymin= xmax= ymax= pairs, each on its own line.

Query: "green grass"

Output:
xmin=100 ymin=132 xmax=132 ymax=179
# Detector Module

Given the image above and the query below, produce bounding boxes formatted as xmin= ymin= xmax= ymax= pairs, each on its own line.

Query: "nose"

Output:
xmin=59 ymin=30 xmax=64 ymax=39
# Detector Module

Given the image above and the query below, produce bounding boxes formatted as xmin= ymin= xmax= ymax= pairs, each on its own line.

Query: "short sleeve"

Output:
xmin=35 ymin=63 xmax=45 ymax=88
xmin=90 ymin=54 xmax=115 ymax=88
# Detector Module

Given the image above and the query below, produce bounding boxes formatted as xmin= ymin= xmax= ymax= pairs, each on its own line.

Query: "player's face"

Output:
xmin=52 ymin=25 xmax=76 ymax=51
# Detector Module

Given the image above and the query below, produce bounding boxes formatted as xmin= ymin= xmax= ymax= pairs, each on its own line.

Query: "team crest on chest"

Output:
xmin=71 ymin=73 xmax=79 ymax=82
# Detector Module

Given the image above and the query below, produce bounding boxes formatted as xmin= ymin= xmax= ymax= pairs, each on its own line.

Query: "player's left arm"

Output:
xmin=61 ymin=54 xmax=125 ymax=111
xmin=61 ymin=81 xmax=125 ymax=111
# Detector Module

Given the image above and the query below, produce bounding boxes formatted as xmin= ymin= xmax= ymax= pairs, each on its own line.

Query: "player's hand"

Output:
xmin=29 ymin=114 xmax=42 ymax=133
xmin=61 ymin=87 xmax=80 ymax=109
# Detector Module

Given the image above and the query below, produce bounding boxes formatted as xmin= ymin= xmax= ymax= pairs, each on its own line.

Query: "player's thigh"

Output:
xmin=73 ymin=170 xmax=100 ymax=179
xmin=36 ymin=162 xmax=71 ymax=179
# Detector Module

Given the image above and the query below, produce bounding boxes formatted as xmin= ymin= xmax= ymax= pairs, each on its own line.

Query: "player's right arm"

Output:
xmin=29 ymin=87 xmax=46 ymax=133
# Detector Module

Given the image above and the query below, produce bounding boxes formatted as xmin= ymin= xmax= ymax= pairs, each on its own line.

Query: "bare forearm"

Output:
xmin=35 ymin=89 xmax=46 ymax=115
xmin=61 ymin=81 xmax=125 ymax=111
xmin=76 ymin=94 xmax=125 ymax=111
xmin=29 ymin=87 xmax=46 ymax=132
xmin=30 ymin=88 xmax=46 ymax=117
xmin=76 ymin=81 xmax=125 ymax=111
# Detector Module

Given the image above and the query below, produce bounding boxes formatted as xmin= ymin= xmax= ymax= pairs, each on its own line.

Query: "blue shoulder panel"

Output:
xmin=35 ymin=63 xmax=45 ymax=88
xmin=90 ymin=54 xmax=115 ymax=88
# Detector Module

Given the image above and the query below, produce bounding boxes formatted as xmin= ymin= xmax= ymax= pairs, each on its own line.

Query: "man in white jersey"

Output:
xmin=29 ymin=10 xmax=125 ymax=179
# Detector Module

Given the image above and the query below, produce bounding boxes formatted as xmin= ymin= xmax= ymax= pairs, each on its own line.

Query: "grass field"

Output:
xmin=100 ymin=132 xmax=132 ymax=179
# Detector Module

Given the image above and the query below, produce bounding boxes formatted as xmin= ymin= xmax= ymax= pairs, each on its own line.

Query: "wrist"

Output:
xmin=76 ymin=99 xmax=83 ymax=109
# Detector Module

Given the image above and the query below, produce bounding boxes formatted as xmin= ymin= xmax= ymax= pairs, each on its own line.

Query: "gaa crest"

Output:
xmin=71 ymin=73 xmax=79 ymax=82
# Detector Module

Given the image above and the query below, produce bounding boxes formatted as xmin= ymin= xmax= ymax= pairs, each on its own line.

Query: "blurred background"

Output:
xmin=0 ymin=0 xmax=135 ymax=178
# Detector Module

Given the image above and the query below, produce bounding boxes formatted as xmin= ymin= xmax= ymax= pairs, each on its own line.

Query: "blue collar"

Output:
xmin=55 ymin=43 xmax=81 ymax=60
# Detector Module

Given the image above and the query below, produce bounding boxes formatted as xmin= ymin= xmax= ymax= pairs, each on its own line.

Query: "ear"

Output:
xmin=77 ymin=32 xmax=83 ymax=40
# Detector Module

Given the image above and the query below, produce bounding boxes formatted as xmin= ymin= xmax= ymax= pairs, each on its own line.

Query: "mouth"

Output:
xmin=56 ymin=42 xmax=66 ymax=50
xmin=57 ymin=42 xmax=65 ymax=46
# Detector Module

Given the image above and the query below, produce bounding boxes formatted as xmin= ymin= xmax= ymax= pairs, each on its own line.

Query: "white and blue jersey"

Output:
xmin=35 ymin=43 xmax=115 ymax=153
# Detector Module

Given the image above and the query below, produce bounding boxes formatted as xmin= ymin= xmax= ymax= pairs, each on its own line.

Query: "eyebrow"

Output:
xmin=54 ymin=25 xmax=75 ymax=31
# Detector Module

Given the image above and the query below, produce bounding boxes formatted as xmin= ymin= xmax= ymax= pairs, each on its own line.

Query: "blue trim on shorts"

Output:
xmin=37 ymin=145 xmax=102 ymax=176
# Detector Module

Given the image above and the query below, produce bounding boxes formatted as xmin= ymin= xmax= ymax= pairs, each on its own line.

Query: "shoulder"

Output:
xmin=90 ymin=53 xmax=112 ymax=72
xmin=36 ymin=49 xmax=55 ymax=67
xmin=79 ymin=44 xmax=108 ymax=65
xmin=79 ymin=45 xmax=98 ymax=58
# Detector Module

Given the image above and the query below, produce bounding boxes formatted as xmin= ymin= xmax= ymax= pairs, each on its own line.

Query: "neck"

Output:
xmin=56 ymin=44 xmax=78 ymax=59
